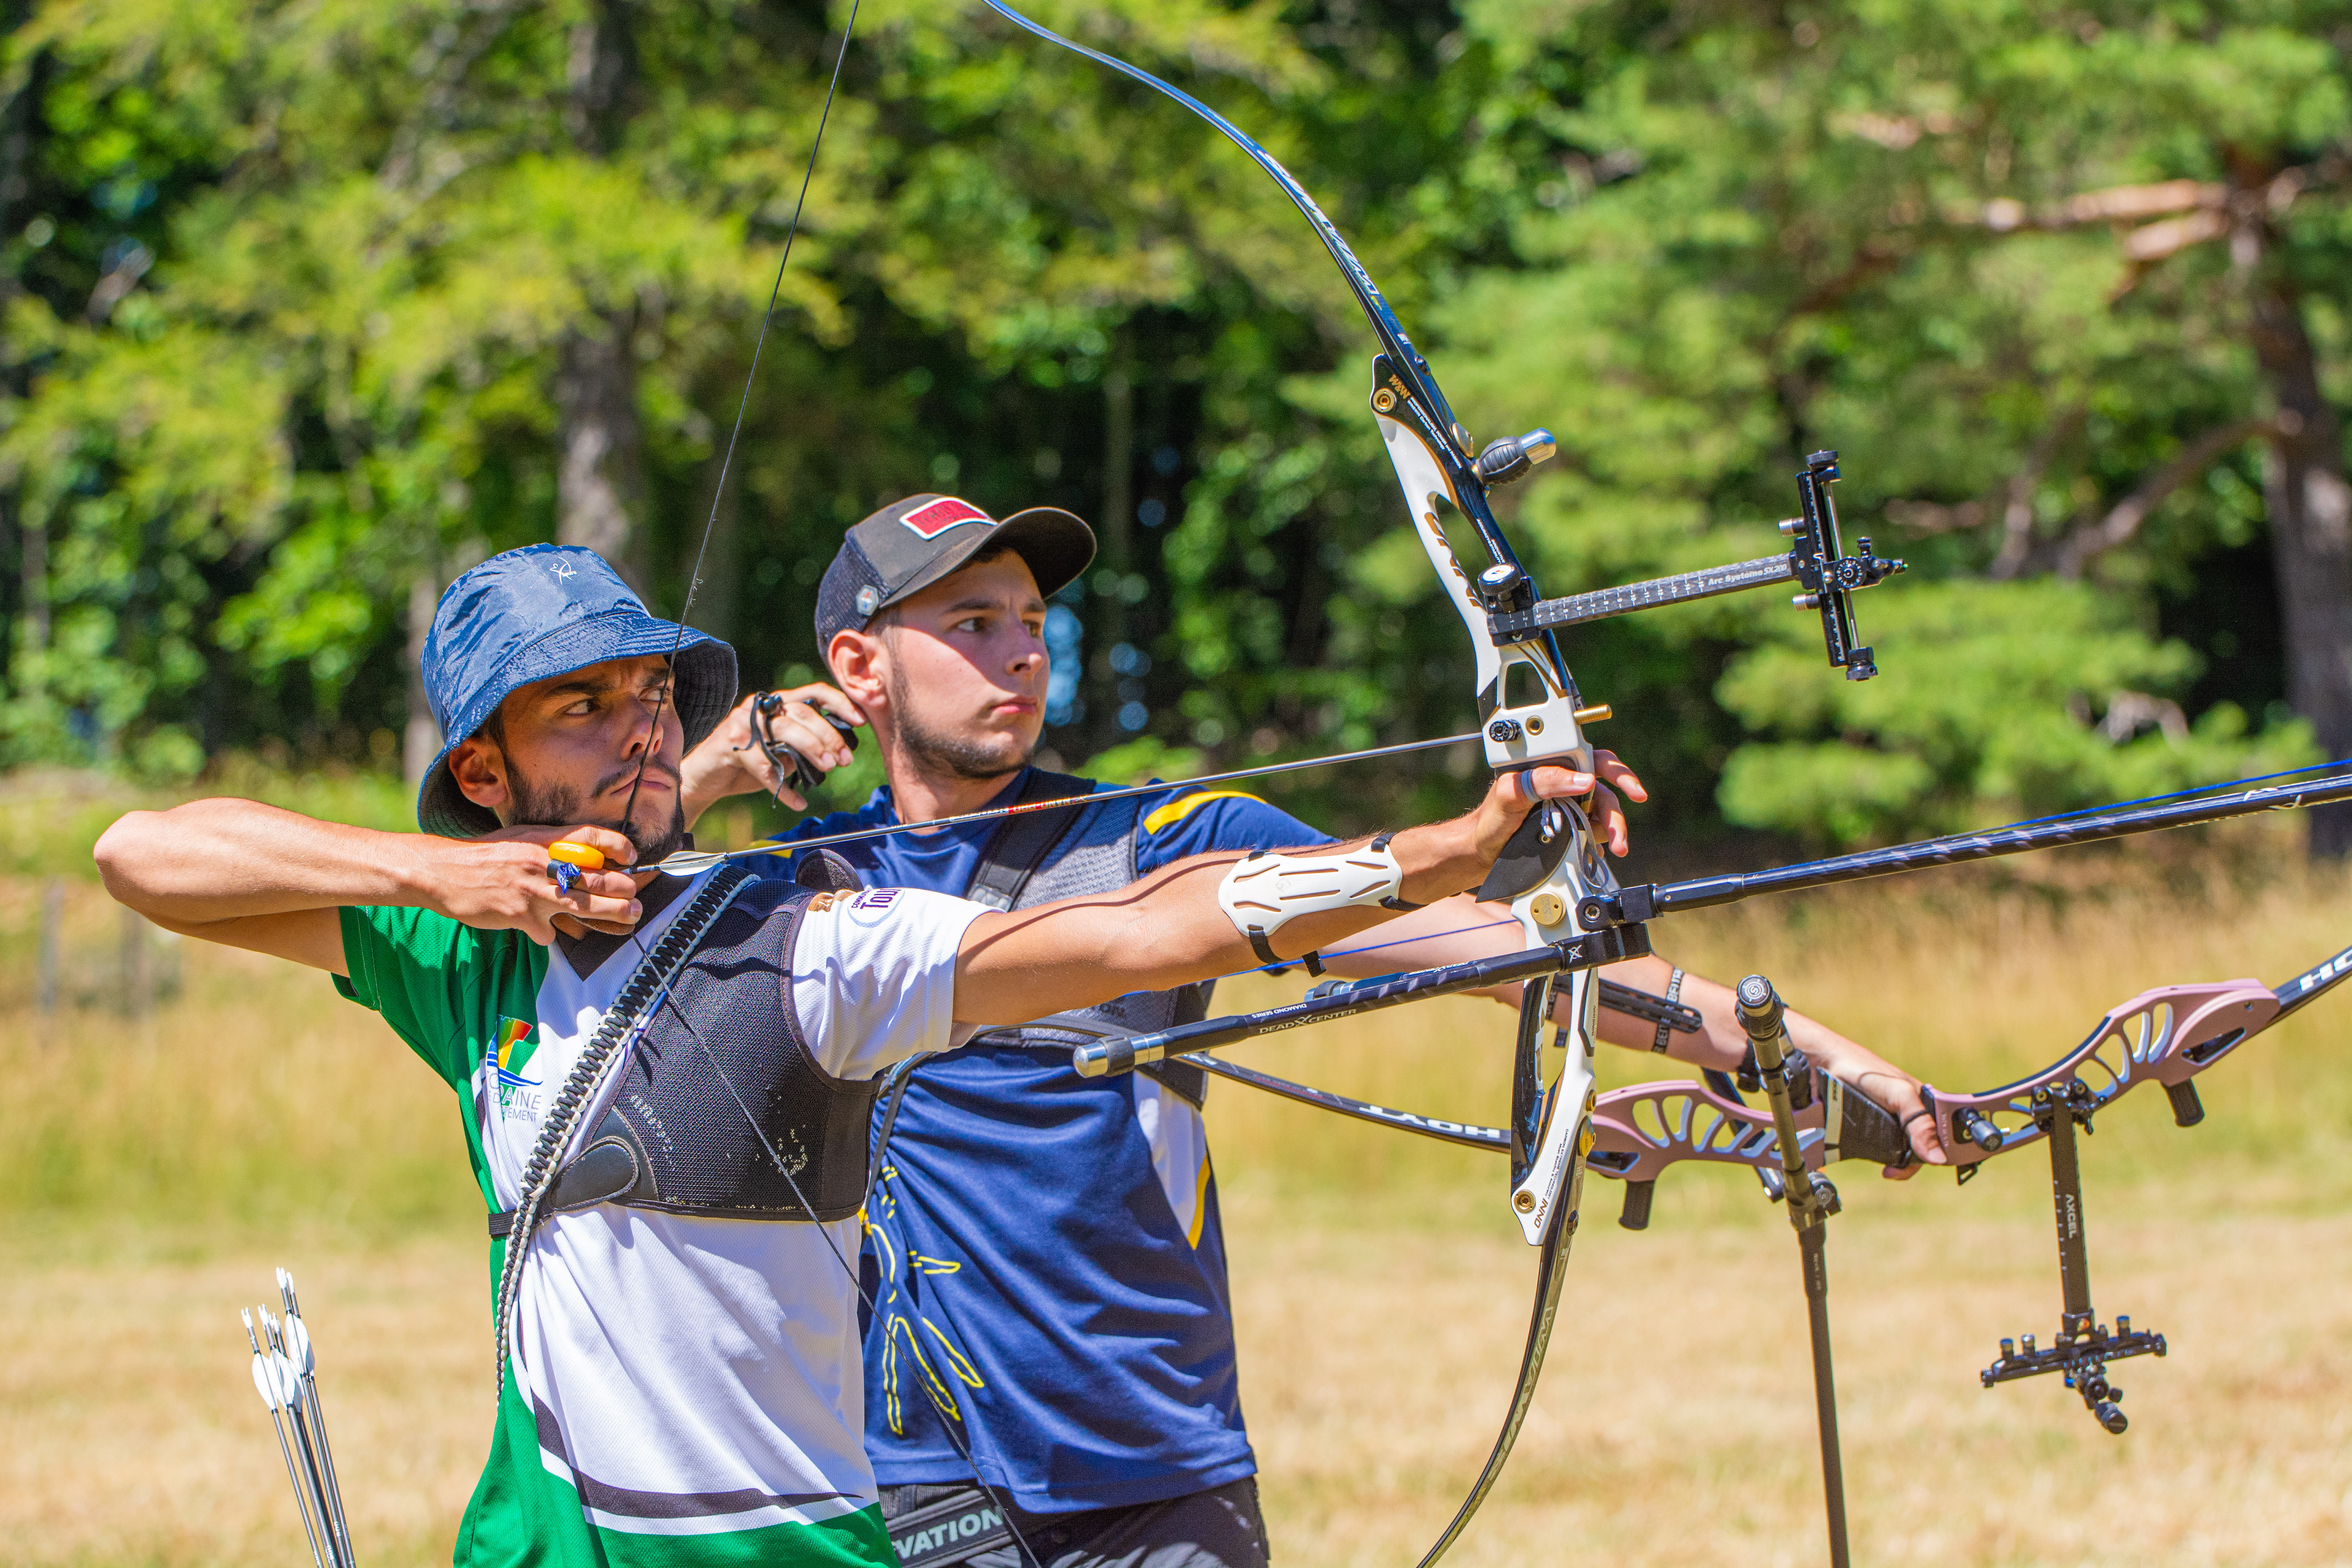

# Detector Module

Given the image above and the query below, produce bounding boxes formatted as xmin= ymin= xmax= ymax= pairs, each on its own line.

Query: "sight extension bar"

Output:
xmin=1481 ymin=451 xmax=1903 ymax=680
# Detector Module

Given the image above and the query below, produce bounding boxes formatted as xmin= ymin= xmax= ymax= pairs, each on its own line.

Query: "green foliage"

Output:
xmin=1717 ymin=579 xmax=2318 ymax=845
xmin=0 ymin=0 xmax=2341 ymax=850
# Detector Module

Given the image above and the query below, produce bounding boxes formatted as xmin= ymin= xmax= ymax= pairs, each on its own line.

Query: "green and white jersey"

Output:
xmin=335 ymin=873 xmax=988 ymax=1568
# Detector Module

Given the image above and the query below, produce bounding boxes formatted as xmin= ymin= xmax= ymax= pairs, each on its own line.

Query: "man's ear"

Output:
xmin=447 ymin=733 xmax=512 ymax=815
xmin=828 ymin=628 xmax=889 ymax=712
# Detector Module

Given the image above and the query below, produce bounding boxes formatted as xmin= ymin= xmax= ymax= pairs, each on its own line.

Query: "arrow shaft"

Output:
xmin=1631 ymin=768 xmax=2352 ymax=919
xmin=657 ymin=730 xmax=1480 ymax=874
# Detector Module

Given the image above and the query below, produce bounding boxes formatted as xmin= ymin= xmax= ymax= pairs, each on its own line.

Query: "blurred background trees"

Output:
xmin=0 ymin=0 xmax=2343 ymax=860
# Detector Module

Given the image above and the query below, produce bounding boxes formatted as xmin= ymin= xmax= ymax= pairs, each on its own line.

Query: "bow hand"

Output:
xmin=438 ymin=824 xmax=644 ymax=944
xmin=1786 ymin=1031 xmax=1948 ymax=1174
xmin=681 ymin=686 xmax=865 ymax=820
xmin=1472 ymin=757 xmax=1643 ymax=871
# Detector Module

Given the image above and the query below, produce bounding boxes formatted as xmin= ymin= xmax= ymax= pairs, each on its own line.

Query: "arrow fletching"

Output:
xmin=272 ymin=1352 xmax=306 ymax=1411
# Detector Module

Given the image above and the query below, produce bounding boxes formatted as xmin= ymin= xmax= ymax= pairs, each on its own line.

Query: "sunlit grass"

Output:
xmin=4 ymin=834 xmax=2350 ymax=1564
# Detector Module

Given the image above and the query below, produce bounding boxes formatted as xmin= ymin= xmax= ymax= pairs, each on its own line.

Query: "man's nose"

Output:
xmin=627 ymin=695 xmax=664 ymax=754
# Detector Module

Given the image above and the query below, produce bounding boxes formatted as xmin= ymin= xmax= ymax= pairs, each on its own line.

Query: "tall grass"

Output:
xmin=0 ymin=880 xmax=477 ymax=1246
xmin=1207 ymin=829 xmax=2352 ymax=1229
xmin=6 ymin=826 xmax=2348 ymax=1243
xmin=7 ymin=826 xmax=2352 ymax=1566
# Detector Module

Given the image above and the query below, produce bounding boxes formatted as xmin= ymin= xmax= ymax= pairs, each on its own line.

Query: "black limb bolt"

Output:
xmin=1472 ymin=428 xmax=1559 ymax=488
xmin=1956 ymin=1107 xmax=2005 ymax=1151
xmin=2164 ymin=1081 xmax=2206 ymax=1128
xmin=1619 ymin=1180 xmax=1657 ymax=1231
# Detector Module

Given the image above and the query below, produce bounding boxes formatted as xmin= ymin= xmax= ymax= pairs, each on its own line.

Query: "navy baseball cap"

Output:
xmin=416 ymin=544 xmax=737 ymax=839
xmin=814 ymin=494 xmax=1094 ymax=661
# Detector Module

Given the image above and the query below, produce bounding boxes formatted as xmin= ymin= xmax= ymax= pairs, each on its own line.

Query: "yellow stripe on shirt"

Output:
xmin=1188 ymin=1153 xmax=1213 ymax=1249
xmin=1142 ymin=789 xmax=1267 ymax=835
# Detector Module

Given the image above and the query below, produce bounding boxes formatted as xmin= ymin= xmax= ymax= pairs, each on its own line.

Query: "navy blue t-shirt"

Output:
xmin=777 ymin=769 xmax=1333 ymax=1515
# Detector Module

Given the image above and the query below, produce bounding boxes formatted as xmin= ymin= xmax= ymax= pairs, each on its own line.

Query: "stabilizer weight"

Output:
xmin=1618 ymin=1179 xmax=1656 ymax=1232
xmin=1980 ymin=1081 xmax=2167 ymax=1435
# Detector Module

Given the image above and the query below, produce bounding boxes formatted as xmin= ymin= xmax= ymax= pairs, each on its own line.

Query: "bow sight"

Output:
xmin=1474 ymin=450 xmax=1904 ymax=680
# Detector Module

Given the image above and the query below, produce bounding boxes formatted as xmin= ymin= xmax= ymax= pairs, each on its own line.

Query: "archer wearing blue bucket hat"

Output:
xmin=416 ymin=544 xmax=737 ymax=839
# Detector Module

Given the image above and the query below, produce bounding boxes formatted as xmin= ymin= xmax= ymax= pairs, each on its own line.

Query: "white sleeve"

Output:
xmin=790 ymin=886 xmax=990 ymax=1082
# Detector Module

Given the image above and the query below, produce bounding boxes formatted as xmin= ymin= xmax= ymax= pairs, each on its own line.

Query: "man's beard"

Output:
xmin=889 ymin=666 xmax=1036 ymax=782
xmin=506 ymin=759 xmax=689 ymax=867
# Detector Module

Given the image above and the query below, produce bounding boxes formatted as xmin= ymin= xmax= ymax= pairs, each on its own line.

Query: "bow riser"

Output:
xmin=1929 ymin=979 xmax=2278 ymax=1169
xmin=1593 ymin=1082 xmax=1820 ymax=1186
xmin=1375 ymin=401 xmax=1605 ymax=1249
xmin=1589 ymin=1066 xmax=1911 ymax=1231
xmin=1378 ymin=410 xmax=1589 ymax=773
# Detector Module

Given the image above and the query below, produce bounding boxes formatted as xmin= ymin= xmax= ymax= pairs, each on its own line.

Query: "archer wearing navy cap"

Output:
xmin=813 ymin=492 xmax=1094 ymax=649
xmin=668 ymin=488 xmax=1948 ymax=1568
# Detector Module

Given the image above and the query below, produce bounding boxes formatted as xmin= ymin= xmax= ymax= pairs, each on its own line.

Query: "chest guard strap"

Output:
xmin=957 ymin=768 xmax=1209 ymax=1107
xmin=490 ymin=877 xmax=884 ymax=1237
xmin=964 ymin=768 xmax=1096 ymax=910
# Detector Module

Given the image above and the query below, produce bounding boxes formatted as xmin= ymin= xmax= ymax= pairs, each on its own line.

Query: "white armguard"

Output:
xmin=1217 ymin=832 xmax=1420 ymax=976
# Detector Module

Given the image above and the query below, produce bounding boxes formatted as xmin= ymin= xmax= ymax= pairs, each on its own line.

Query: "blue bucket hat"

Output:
xmin=416 ymin=544 xmax=738 ymax=838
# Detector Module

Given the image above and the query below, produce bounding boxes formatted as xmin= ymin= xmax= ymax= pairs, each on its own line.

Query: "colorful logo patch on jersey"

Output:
xmin=494 ymin=1016 xmax=539 ymax=1088
xmin=898 ymin=497 xmax=989 ymax=539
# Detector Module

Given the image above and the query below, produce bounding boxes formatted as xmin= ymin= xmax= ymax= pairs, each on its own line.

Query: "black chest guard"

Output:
xmin=492 ymin=873 xmax=881 ymax=1234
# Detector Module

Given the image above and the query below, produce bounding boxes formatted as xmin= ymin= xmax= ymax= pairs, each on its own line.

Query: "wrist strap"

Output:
xmin=1367 ymin=831 xmax=1424 ymax=911
xmin=1650 ymin=966 xmax=1686 ymax=1053
xmin=1247 ymin=927 xmax=1324 ymax=978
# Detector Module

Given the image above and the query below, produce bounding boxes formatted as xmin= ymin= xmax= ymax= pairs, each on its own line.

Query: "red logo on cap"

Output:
xmin=900 ymin=497 xmax=990 ymax=540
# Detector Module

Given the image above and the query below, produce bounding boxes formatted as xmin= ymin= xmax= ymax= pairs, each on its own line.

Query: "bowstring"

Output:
xmin=617 ymin=0 xmax=865 ymax=845
xmin=592 ymin=22 xmax=1041 ymax=1544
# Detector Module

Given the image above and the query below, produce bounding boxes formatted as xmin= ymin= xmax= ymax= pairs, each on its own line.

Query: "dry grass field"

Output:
xmin=5 ymin=827 xmax=2352 ymax=1566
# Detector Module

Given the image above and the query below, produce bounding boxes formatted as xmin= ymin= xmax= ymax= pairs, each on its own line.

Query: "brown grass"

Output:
xmin=5 ymin=840 xmax=2352 ymax=1565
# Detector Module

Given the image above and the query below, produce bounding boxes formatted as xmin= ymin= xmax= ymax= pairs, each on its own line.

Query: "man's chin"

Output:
xmin=962 ymin=741 xmax=1037 ymax=781
xmin=974 ymin=720 xmax=1042 ymax=771
xmin=624 ymin=812 xmax=688 ymax=867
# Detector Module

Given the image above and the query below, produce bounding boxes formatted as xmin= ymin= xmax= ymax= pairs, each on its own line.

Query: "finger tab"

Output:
xmin=548 ymin=840 xmax=607 ymax=871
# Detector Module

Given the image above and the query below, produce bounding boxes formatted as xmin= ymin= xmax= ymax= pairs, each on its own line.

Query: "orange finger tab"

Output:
xmin=548 ymin=840 xmax=608 ymax=871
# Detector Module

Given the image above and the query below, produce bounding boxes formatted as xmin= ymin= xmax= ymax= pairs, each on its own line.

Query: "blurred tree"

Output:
xmin=0 ymin=0 xmax=2340 ymax=866
xmin=1410 ymin=0 xmax=2336 ymax=851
